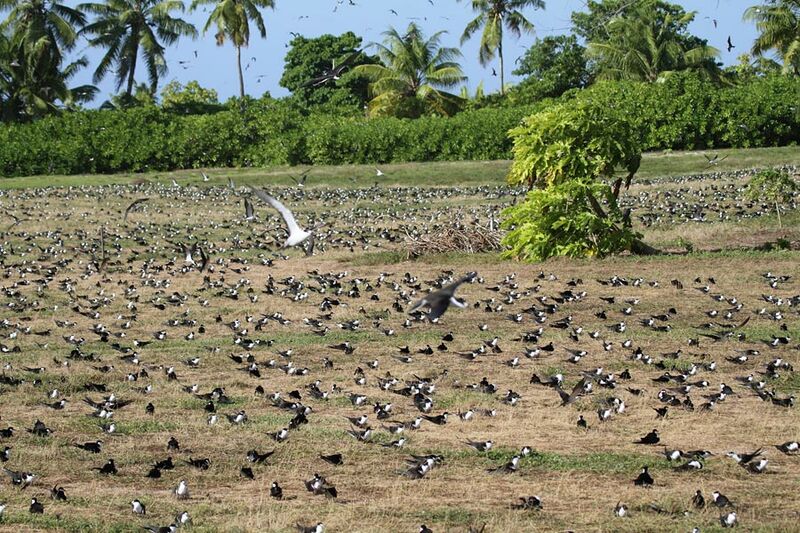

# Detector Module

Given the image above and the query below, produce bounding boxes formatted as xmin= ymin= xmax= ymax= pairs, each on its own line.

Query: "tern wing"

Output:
xmin=251 ymin=188 xmax=304 ymax=237
xmin=124 ymin=198 xmax=149 ymax=221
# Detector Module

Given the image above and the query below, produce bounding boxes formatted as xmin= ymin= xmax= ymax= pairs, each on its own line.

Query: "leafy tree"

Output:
xmin=572 ymin=0 xmax=690 ymax=44
xmin=0 ymin=0 xmax=97 ymax=120
xmin=79 ymin=0 xmax=197 ymax=97
xmin=725 ymin=53 xmax=782 ymax=81
xmin=458 ymin=0 xmax=545 ymax=95
xmin=511 ymin=34 xmax=588 ymax=100
xmin=279 ymin=32 xmax=375 ymax=112
xmin=190 ymin=0 xmax=274 ymax=100
xmin=501 ymin=96 xmax=657 ymax=261
xmin=745 ymin=168 xmax=798 ymax=228
xmin=744 ymin=0 xmax=800 ymax=75
xmin=99 ymin=81 xmax=157 ymax=109
xmin=585 ymin=1 xmax=720 ymax=82
xmin=353 ymin=23 xmax=466 ymax=118
xmin=160 ymin=79 xmax=219 ymax=113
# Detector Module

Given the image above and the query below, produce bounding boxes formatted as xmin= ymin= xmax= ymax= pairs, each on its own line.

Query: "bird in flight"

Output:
xmin=301 ymin=51 xmax=362 ymax=88
xmin=409 ymin=272 xmax=477 ymax=321
xmin=703 ymin=153 xmax=728 ymax=168
xmin=250 ymin=188 xmax=316 ymax=254
xmin=124 ymin=198 xmax=149 ymax=222
xmin=290 ymin=169 xmax=311 ymax=187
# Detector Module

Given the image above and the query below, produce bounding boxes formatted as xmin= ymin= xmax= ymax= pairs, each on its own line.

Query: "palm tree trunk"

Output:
xmin=126 ymin=45 xmax=138 ymax=97
xmin=499 ymin=39 xmax=505 ymax=95
xmin=236 ymin=45 xmax=245 ymax=99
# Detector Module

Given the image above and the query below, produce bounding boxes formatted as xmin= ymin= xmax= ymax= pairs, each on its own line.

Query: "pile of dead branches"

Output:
xmin=404 ymin=224 xmax=502 ymax=258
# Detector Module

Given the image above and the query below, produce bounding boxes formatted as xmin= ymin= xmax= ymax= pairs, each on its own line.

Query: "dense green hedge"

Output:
xmin=304 ymin=105 xmax=540 ymax=165
xmin=0 ymin=73 xmax=798 ymax=177
xmin=571 ymin=73 xmax=800 ymax=151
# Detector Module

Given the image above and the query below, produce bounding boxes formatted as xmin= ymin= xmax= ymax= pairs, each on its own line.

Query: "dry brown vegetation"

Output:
xmin=0 ymin=160 xmax=797 ymax=533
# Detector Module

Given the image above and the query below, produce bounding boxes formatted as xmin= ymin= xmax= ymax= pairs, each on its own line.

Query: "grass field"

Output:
xmin=0 ymin=148 xmax=798 ymax=532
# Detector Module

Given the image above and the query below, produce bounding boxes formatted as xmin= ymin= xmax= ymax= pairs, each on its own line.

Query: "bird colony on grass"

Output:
xmin=0 ymin=163 xmax=797 ymax=532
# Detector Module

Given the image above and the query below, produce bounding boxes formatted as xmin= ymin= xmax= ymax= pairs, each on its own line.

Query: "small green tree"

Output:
xmin=161 ymin=79 xmax=219 ymax=113
xmin=745 ymin=168 xmax=799 ymax=228
xmin=501 ymin=97 xmax=658 ymax=261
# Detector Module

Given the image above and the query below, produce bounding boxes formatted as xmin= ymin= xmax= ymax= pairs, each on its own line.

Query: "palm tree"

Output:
xmin=586 ymin=5 xmax=720 ymax=82
xmin=79 ymin=0 xmax=196 ymax=97
xmin=745 ymin=0 xmax=800 ymax=75
xmin=190 ymin=0 xmax=274 ymax=99
xmin=0 ymin=0 xmax=85 ymax=61
xmin=353 ymin=23 xmax=466 ymax=118
xmin=459 ymin=0 xmax=545 ymax=95
xmin=0 ymin=0 xmax=97 ymax=120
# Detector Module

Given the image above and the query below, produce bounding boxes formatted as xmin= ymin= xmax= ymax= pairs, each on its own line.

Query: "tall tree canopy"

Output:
xmin=280 ymin=32 xmax=376 ymax=112
xmin=585 ymin=0 xmax=720 ymax=82
xmin=0 ymin=0 xmax=96 ymax=120
xmin=353 ymin=23 xmax=466 ymax=118
xmin=459 ymin=0 xmax=545 ymax=94
xmin=79 ymin=0 xmax=197 ymax=98
xmin=512 ymin=34 xmax=589 ymax=100
xmin=190 ymin=0 xmax=274 ymax=99
xmin=745 ymin=0 xmax=800 ymax=75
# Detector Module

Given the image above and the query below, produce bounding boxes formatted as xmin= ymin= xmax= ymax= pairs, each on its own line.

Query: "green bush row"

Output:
xmin=571 ymin=72 xmax=800 ymax=151
xmin=0 ymin=73 xmax=797 ymax=177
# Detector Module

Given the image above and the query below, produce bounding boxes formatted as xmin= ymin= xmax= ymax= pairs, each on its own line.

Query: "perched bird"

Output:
xmin=29 ymin=497 xmax=44 ymax=514
xmin=465 ymin=440 xmax=493 ymax=452
xmin=320 ymin=453 xmax=344 ymax=466
xmin=75 ymin=440 xmax=103 ymax=453
xmin=634 ymin=429 xmax=660 ymax=445
xmin=776 ymin=441 xmax=799 ymax=455
xmin=143 ymin=525 xmax=177 ymax=533
xmin=296 ymin=523 xmax=325 ymax=533
xmin=614 ymin=501 xmax=628 ymax=517
xmin=132 ymin=499 xmax=146 ymax=515
xmin=712 ymin=491 xmax=733 ymax=508
xmin=270 ymin=481 xmax=284 ymax=500
xmin=247 ymin=449 xmax=274 ymax=464
xmin=512 ymin=496 xmax=542 ymax=510
xmin=692 ymin=489 xmax=705 ymax=509
xmin=94 ymin=458 xmax=117 ymax=475
xmin=634 ymin=466 xmax=653 ymax=486
xmin=4 ymin=468 xmax=35 ymax=488
xmin=720 ymin=511 xmax=737 ymax=528
xmin=174 ymin=480 xmax=190 ymax=500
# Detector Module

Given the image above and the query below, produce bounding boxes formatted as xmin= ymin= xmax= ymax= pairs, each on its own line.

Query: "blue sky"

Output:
xmin=57 ymin=0 xmax=762 ymax=104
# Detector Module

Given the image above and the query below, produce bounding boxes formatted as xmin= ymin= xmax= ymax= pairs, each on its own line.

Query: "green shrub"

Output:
xmin=502 ymin=97 xmax=645 ymax=261
xmin=745 ymin=168 xmax=799 ymax=228
xmin=304 ymin=106 xmax=538 ymax=165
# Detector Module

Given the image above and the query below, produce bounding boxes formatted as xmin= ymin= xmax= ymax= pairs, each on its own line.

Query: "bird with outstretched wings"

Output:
xmin=300 ymin=50 xmax=362 ymax=88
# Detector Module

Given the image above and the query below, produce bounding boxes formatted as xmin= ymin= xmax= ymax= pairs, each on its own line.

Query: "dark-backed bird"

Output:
xmin=634 ymin=466 xmax=653 ymax=486
xmin=635 ymin=429 xmax=660 ymax=445
xmin=409 ymin=272 xmax=477 ymax=320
